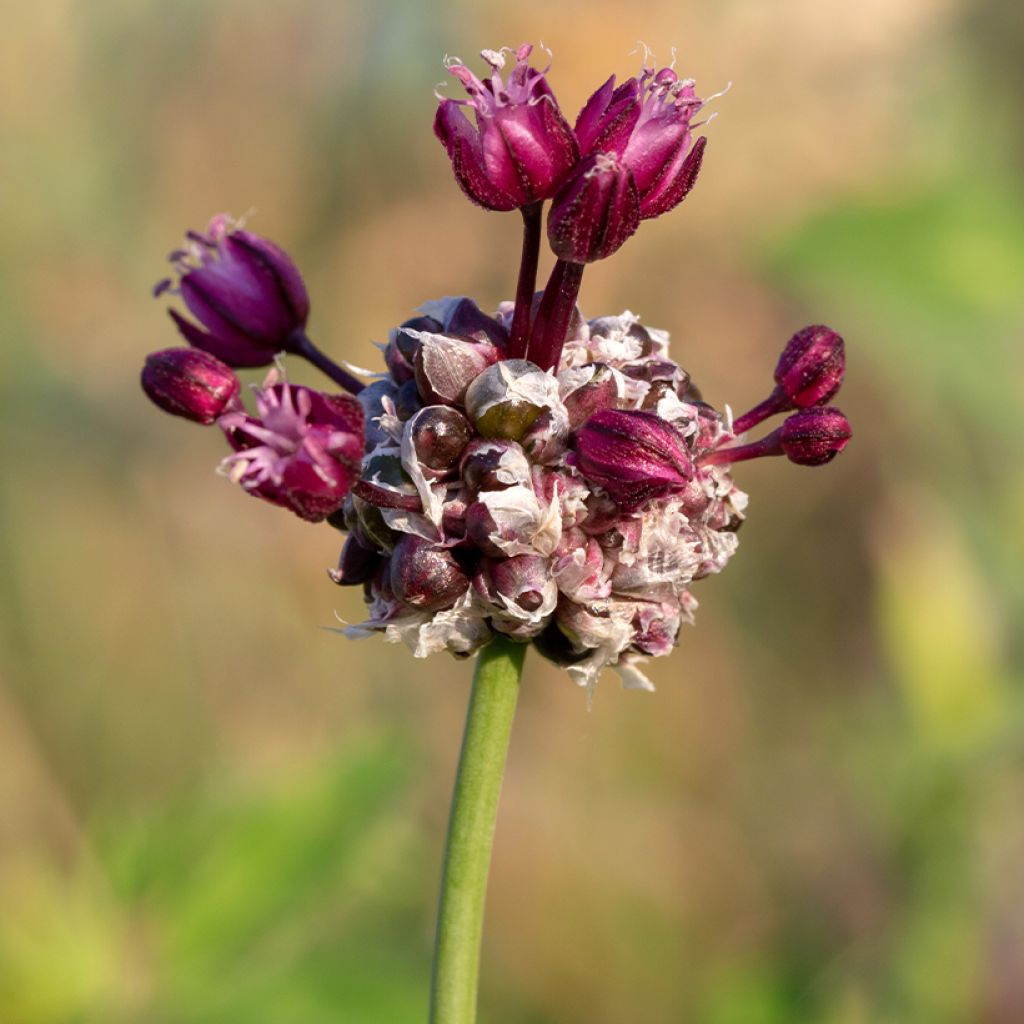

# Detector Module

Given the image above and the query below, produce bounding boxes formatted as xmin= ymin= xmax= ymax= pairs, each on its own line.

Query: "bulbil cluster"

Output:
xmin=140 ymin=44 xmax=851 ymax=693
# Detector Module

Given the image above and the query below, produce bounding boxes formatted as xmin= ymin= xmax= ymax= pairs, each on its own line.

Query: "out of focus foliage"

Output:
xmin=1 ymin=0 xmax=1021 ymax=1022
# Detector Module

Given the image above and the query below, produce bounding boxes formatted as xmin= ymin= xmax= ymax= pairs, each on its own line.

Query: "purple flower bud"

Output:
xmin=141 ymin=347 xmax=241 ymax=424
xmin=329 ymin=531 xmax=381 ymax=586
xmin=460 ymin=439 xmax=532 ymax=493
xmin=573 ymin=408 xmax=694 ymax=510
xmin=576 ymin=67 xmax=707 ymax=220
xmin=409 ymin=406 xmax=472 ymax=475
xmin=218 ymin=367 xmax=363 ymax=522
xmin=389 ymin=535 xmax=469 ymax=611
xmin=547 ymin=153 xmax=640 ymax=263
xmin=413 ymin=333 xmax=497 ymax=407
xmin=775 ymin=325 xmax=845 ymax=408
xmin=434 ymin=44 xmax=579 ymax=211
xmin=156 ymin=214 xmax=309 ymax=367
xmin=778 ymin=407 xmax=852 ymax=466
xmin=733 ymin=325 xmax=845 ymax=435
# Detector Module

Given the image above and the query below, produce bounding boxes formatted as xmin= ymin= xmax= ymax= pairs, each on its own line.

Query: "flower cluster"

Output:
xmin=140 ymin=43 xmax=851 ymax=694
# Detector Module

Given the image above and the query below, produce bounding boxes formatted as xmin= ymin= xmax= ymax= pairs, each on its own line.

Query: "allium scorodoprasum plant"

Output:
xmin=142 ymin=43 xmax=851 ymax=1024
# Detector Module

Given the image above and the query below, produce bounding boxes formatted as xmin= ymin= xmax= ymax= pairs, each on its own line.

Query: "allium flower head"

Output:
xmin=218 ymin=365 xmax=363 ymax=522
xmin=155 ymin=214 xmax=310 ymax=367
xmin=434 ymin=44 xmax=579 ymax=211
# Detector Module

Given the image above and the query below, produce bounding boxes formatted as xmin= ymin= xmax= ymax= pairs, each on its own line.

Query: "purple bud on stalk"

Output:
xmin=573 ymin=408 xmax=694 ymax=511
xmin=155 ymin=214 xmax=309 ymax=367
xmin=732 ymin=325 xmax=845 ymax=434
xmin=389 ymin=535 xmax=470 ymax=611
xmin=140 ymin=347 xmax=241 ymax=424
xmin=434 ymin=44 xmax=579 ymax=211
xmin=473 ymin=555 xmax=551 ymax=613
xmin=778 ymin=407 xmax=852 ymax=465
xmin=775 ymin=325 xmax=845 ymax=408
xmin=703 ymin=407 xmax=852 ymax=468
xmin=547 ymin=153 xmax=640 ymax=263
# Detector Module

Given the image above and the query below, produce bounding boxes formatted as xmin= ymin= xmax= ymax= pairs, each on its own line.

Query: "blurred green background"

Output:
xmin=2 ymin=0 xmax=1022 ymax=1021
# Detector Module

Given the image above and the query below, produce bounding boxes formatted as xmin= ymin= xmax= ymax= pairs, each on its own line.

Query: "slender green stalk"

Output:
xmin=430 ymin=637 xmax=527 ymax=1024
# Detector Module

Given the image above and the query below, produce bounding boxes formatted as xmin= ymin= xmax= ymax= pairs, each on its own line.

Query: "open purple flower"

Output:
xmin=434 ymin=44 xmax=579 ymax=211
xmin=575 ymin=65 xmax=707 ymax=220
xmin=154 ymin=214 xmax=310 ymax=367
xmin=218 ymin=366 xmax=363 ymax=522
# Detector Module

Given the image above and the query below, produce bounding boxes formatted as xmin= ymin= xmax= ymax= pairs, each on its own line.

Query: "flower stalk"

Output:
xmin=430 ymin=637 xmax=527 ymax=1024
xmin=508 ymin=202 xmax=543 ymax=359
xmin=528 ymin=258 xmax=585 ymax=371
xmin=291 ymin=329 xmax=366 ymax=395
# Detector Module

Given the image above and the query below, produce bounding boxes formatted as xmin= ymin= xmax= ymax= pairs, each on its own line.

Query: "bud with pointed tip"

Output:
xmin=732 ymin=325 xmax=845 ymax=434
xmin=547 ymin=153 xmax=640 ymax=263
xmin=141 ymin=347 xmax=241 ymax=424
xmin=778 ymin=407 xmax=852 ymax=465
xmin=573 ymin=408 xmax=694 ymax=510
xmin=390 ymin=535 xmax=470 ymax=611
xmin=702 ymin=406 xmax=852 ymax=468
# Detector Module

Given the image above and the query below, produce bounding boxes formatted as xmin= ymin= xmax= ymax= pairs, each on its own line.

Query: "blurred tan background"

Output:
xmin=2 ymin=0 xmax=1022 ymax=1021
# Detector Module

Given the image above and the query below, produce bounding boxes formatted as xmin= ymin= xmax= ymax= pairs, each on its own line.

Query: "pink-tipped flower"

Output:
xmin=573 ymin=408 xmax=694 ymax=510
xmin=141 ymin=347 xmax=241 ymax=424
xmin=732 ymin=325 xmax=846 ymax=434
xmin=218 ymin=366 xmax=364 ymax=522
xmin=155 ymin=214 xmax=310 ymax=367
xmin=434 ymin=44 xmax=579 ymax=211
xmin=547 ymin=153 xmax=641 ymax=263
xmin=575 ymin=66 xmax=707 ymax=220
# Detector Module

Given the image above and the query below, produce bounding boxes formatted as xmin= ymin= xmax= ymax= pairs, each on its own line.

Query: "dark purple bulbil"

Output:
xmin=434 ymin=45 xmax=579 ymax=212
xmin=390 ymin=535 xmax=470 ymax=611
xmin=573 ymin=408 xmax=694 ymax=510
xmin=141 ymin=347 xmax=241 ymax=424
xmin=156 ymin=215 xmax=309 ymax=367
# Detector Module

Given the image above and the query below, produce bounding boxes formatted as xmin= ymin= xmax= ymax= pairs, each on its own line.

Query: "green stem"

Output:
xmin=429 ymin=637 xmax=527 ymax=1024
